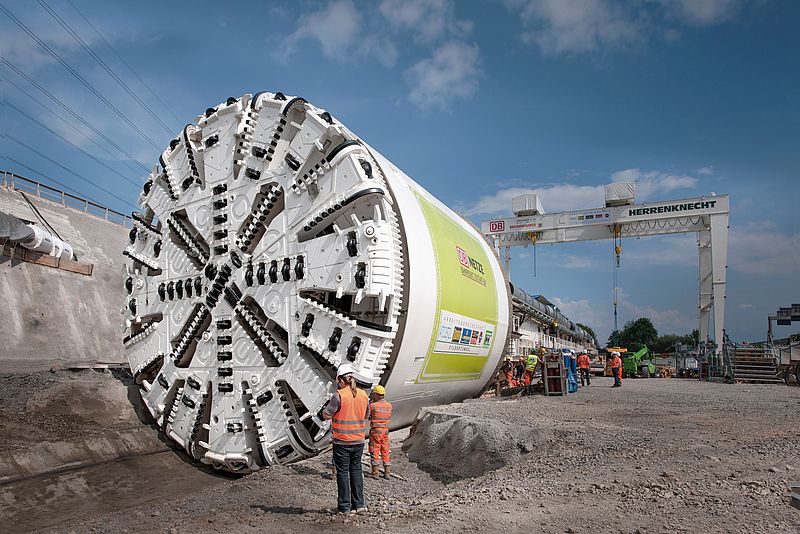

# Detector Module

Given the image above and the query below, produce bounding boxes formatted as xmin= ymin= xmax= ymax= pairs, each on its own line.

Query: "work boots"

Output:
xmin=370 ymin=465 xmax=380 ymax=478
xmin=383 ymin=465 xmax=391 ymax=479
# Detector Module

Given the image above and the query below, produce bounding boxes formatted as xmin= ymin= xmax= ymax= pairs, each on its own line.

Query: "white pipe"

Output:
xmin=19 ymin=224 xmax=74 ymax=260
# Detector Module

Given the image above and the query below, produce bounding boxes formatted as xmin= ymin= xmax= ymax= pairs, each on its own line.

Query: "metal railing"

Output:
xmin=509 ymin=331 xmax=596 ymax=357
xmin=1 ymin=170 xmax=132 ymax=227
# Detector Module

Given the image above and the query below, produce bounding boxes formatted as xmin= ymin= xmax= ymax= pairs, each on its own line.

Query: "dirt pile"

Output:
xmin=0 ymin=369 xmax=142 ymax=452
xmin=402 ymin=403 xmax=554 ymax=481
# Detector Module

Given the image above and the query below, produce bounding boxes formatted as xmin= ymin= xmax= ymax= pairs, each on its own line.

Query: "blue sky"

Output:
xmin=1 ymin=0 xmax=798 ymax=345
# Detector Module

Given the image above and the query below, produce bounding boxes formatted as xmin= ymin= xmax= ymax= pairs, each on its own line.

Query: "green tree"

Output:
xmin=651 ymin=331 xmax=698 ymax=353
xmin=651 ymin=333 xmax=682 ymax=353
xmin=576 ymin=322 xmax=599 ymax=347
xmin=618 ymin=318 xmax=658 ymax=352
xmin=607 ymin=330 xmax=622 ymax=348
xmin=690 ymin=329 xmax=699 ymax=345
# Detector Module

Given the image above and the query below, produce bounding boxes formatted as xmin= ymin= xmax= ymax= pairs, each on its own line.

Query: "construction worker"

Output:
xmin=577 ymin=352 xmax=591 ymax=386
xmin=610 ymin=351 xmax=623 ymax=388
xmin=524 ymin=348 xmax=539 ymax=386
xmin=368 ymin=385 xmax=393 ymax=479
xmin=514 ymin=355 xmax=526 ymax=385
xmin=502 ymin=355 xmax=515 ymax=388
xmin=322 ymin=364 xmax=370 ymax=514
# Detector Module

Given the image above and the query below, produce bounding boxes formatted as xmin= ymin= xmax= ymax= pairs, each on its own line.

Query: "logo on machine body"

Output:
xmin=456 ymin=246 xmax=484 ymax=274
xmin=456 ymin=246 xmax=486 ymax=286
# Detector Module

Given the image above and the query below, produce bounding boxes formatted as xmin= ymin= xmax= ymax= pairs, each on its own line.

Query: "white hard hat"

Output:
xmin=336 ymin=363 xmax=355 ymax=377
xmin=611 ymin=351 xmax=620 ymax=357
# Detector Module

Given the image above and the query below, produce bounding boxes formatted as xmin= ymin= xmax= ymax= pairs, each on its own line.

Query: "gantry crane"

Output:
xmin=481 ymin=185 xmax=729 ymax=357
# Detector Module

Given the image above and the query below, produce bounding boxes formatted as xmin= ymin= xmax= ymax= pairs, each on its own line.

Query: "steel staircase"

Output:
xmin=730 ymin=346 xmax=782 ymax=384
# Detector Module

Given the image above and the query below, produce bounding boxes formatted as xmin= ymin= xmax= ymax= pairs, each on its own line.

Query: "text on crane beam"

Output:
xmin=628 ymin=200 xmax=717 ymax=217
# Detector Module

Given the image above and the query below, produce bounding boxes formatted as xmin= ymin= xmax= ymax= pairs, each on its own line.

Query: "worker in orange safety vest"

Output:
xmin=367 ymin=384 xmax=393 ymax=479
xmin=323 ymin=364 xmax=370 ymax=514
xmin=502 ymin=355 xmax=515 ymax=388
xmin=610 ymin=351 xmax=623 ymax=388
xmin=577 ymin=352 xmax=591 ymax=387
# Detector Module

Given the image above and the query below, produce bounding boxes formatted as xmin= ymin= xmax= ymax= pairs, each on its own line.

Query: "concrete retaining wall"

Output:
xmin=0 ymin=186 xmax=129 ymax=372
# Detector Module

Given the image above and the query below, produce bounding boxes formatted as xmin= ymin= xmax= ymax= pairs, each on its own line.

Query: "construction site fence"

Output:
xmin=1 ymin=171 xmax=132 ymax=227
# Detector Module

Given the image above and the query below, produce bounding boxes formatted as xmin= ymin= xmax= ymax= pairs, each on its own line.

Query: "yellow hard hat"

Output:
xmin=372 ymin=385 xmax=386 ymax=395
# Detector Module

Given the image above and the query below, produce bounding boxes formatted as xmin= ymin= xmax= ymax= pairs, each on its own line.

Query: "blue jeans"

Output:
xmin=613 ymin=368 xmax=622 ymax=387
xmin=579 ymin=368 xmax=590 ymax=386
xmin=332 ymin=443 xmax=365 ymax=512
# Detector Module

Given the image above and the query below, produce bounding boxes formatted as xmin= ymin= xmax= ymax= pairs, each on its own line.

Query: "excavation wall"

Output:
xmin=0 ymin=185 xmax=128 ymax=372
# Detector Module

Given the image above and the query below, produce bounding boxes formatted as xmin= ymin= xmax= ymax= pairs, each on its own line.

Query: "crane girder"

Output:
xmin=481 ymin=194 xmax=730 ymax=357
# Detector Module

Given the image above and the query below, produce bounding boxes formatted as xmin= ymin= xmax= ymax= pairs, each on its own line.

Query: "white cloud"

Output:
xmin=610 ymin=168 xmax=698 ymax=198
xmin=278 ymin=0 xmax=374 ymax=62
xmin=552 ymin=282 xmax=696 ymax=342
xmin=281 ymin=0 xmax=359 ymax=57
xmin=617 ymin=289 xmax=695 ymax=335
xmin=562 ymin=254 xmax=595 ymax=269
xmin=357 ymin=34 xmax=398 ymax=67
xmin=462 ymin=184 xmax=601 ymax=216
xmin=506 ymin=0 xmax=642 ymax=55
xmin=547 ymin=218 xmax=800 ymax=278
xmin=0 ymin=3 xmax=106 ymax=70
xmin=461 ymin=167 xmax=699 ymax=216
xmin=662 ymin=0 xmax=741 ymax=25
xmin=696 ymin=166 xmax=715 ymax=176
xmin=551 ymin=296 xmax=610 ymax=333
xmin=622 ymin=235 xmax=697 ymax=268
xmin=379 ymin=0 xmax=472 ymax=43
xmin=504 ymin=0 xmax=747 ymax=55
xmin=729 ymin=221 xmax=800 ymax=275
xmin=405 ymin=40 xmax=481 ymax=109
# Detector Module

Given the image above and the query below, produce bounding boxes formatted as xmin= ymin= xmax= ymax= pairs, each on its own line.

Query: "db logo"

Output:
xmin=489 ymin=220 xmax=505 ymax=233
xmin=456 ymin=246 xmax=470 ymax=268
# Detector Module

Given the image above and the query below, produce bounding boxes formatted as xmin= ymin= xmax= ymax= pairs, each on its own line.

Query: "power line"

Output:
xmin=2 ymin=59 xmax=151 ymax=173
xmin=0 ymin=2 xmax=162 ymax=150
xmin=7 ymin=134 xmax=138 ymax=209
xmin=7 ymin=100 xmax=141 ymax=189
xmin=4 ymin=75 xmax=146 ymax=178
xmin=3 ymin=155 xmax=86 ymax=199
xmin=38 ymin=0 xmax=175 ymax=135
xmin=65 ymin=0 xmax=183 ymax=129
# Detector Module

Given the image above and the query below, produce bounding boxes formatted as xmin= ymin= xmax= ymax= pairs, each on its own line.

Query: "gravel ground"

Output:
xmin=5 ymin=373 xmax=799 ymax=533
xmin=0 ymin=369 xmax=141 ymax=452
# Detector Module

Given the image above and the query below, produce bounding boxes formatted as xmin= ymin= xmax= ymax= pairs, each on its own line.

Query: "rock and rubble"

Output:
xmin=1 ymin=371 xmax=798 ymax=533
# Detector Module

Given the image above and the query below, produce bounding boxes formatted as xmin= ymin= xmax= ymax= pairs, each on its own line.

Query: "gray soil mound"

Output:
xmin=0 ymin=369 xmax=144 ymax=452
xmin=402 ymin=404 xmax=553 ymax=482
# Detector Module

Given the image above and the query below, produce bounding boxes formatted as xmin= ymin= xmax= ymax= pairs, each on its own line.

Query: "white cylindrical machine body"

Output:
xmin=375 ymin=151 xmax=510 ymax=428
xmin=122 ymin=91 xmax=509 ymax=473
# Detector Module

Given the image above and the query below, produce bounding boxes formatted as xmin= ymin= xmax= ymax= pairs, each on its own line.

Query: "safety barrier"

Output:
xmin=1 ymin=170 xmax=132 ymax=227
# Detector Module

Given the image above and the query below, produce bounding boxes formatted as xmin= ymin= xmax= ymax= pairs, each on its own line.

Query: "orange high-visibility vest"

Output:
xmin=610 ymin=356 xmax=622 ymax=369
xmin=332 ymin=388 xmax=369 ymax=442
xmin=369 ymin=399 xmax=392 ymax=434
xmin=577 ymin=354 xmax=590 ymax=369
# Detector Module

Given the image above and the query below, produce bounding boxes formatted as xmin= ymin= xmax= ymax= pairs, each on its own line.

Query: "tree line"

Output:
xmin=607 ymin=317 xmax=699 ymax=353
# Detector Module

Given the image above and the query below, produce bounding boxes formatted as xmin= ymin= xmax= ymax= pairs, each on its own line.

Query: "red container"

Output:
xmin=543 ymin=353 xmax=566 ymax=396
